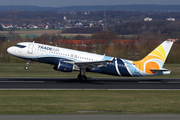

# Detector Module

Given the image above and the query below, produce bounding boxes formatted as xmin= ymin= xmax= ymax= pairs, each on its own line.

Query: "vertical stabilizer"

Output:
xmin=133 ymin=39 xmax=175 ymax=74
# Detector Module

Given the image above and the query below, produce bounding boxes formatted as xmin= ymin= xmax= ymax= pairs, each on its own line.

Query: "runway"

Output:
xmin=0 ymin=77 xmax=180 ymax=90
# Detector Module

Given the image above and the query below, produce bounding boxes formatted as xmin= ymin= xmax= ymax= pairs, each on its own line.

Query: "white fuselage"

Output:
xmin=7 ymin=41 xmax=173 ymax=77
xmin=7 ymin=42 xmax=113 ymax=63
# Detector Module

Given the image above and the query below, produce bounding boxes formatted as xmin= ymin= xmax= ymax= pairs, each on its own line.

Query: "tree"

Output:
xmin=0 ymin=25 xmax=3 ymax=30
xmin=91 ymin=30 xmax=117 ymax=41
xmin=7 ymin=31 xmax=22 ymax=41
xmin=74 ymin=35 xmax=86 ymax=40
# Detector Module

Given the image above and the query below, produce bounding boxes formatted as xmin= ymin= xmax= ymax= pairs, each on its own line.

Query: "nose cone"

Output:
xmin=7 ymin=47 xmax=13 ymax=55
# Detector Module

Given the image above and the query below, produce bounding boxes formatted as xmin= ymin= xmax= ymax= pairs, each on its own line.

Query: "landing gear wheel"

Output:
xmin=78 ymin=74 xmax=87 ymax=81
xmin=25 ymin=66 xmax=29 ymax=70
xmin=78 ymin=69 xmax=87 ymax=81
xmin=78 ymin=74 xmax=82 ymax=80
xmin=25 ymin=60 xmax=30 ymax=70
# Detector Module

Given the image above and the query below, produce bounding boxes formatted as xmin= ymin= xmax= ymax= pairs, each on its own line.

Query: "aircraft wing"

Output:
xmin=64 ymin=60 xmax=112 ymax=69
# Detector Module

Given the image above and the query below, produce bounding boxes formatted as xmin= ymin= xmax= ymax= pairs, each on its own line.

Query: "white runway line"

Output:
xmin=138 ymin=81 xmax=180 ymax=84
xmin=0 ymin=81 xmax=44 ymax=83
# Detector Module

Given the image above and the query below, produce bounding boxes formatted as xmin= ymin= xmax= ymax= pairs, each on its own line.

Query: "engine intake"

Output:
xmin=53 ymin=61 xmax=74 ymax=72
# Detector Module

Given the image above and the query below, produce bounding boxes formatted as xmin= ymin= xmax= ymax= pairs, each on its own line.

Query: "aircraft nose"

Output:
xmin=7 ymin=47 xmax=13 ymax=54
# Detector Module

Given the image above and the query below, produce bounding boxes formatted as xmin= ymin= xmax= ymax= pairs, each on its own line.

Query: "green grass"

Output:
xmin=118 ymin=35 xmax=138 ymax=39
xmin=0 ymin=63 xmax=179 ymax=78
xmin=0 ymin=90 xmax=180 ymax=114
xmin=20 ymin=34 xmax=26 ymax=38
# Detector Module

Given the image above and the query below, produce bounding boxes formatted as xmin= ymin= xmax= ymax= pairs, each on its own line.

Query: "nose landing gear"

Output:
xmin=25 ymin=60 xmax=30 ymax=70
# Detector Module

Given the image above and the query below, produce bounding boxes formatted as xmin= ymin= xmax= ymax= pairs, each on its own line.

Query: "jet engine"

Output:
xmin=53 ymin=61 xmax=74 ymax=72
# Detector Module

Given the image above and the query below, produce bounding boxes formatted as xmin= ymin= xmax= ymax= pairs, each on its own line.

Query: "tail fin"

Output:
xmin=142 ymin=39 xmax=174 ymax=68
xmin=133 ymin=39 xmax=175 ymax=74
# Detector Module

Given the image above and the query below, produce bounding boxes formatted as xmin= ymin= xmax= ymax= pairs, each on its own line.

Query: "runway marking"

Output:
xmin=0 ymin=81 xmax=44 ymax=83
xmin=138 ymin=81 xmax=180 ymax=84
xmin=138 ymin=81 xmax=162 ymax=83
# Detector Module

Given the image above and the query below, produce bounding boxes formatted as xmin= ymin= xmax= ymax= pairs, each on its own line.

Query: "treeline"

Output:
xmin=113 ymin=21 xmax=180 ymax=36
xmin=62 ymin=21 xmax=180 ymax=39
xmin=0 ymin=30 xmax=180 ymax=64
xmin=1 ymin=10 xmax=180 ymax=25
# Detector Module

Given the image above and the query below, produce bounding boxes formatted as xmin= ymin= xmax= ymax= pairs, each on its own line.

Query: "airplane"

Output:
xmin=7 ymin=39 xmax=175 ymax=80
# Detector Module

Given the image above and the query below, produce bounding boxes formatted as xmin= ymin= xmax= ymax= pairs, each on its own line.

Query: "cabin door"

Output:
xmin=28 ymin=44 xmax=34 ymax=54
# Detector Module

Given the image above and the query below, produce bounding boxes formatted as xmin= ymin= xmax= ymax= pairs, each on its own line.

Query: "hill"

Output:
xmin=1 ymin=5 xmax=180 ymax=12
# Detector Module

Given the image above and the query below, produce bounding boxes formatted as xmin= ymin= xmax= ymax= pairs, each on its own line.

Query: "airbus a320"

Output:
xmin=7 ymin=39 xmax=176 ymax=80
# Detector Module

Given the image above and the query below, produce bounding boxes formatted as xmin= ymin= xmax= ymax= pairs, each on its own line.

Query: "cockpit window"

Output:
xmin=14 ymin=45 xmax=26 ymax=48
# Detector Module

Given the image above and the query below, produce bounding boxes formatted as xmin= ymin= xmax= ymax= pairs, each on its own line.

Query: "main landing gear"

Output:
xmin=25 ymin=60 xmax=30 ymax=70
xmin=77 ymin=69 xmax=87 ymax=81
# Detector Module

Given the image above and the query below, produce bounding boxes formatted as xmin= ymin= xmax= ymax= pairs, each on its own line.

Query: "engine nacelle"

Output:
xmin=53 ymin=61 xmax=74 ymax=72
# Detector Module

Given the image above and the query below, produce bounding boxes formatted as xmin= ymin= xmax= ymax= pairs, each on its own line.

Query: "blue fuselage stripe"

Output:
xmin=117 ymin=58 xmax=131 ymax=76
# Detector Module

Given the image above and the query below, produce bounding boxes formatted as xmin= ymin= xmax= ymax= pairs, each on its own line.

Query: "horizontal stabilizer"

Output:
xmin=150 ymin=68 xmax=170 ymax=72
xmin=150 ymin=68 xmax=171 ymax=75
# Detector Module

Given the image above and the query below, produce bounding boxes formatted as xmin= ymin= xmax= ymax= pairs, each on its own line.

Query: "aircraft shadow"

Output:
xmin=2 ymin=77 xmax=172 ymax=84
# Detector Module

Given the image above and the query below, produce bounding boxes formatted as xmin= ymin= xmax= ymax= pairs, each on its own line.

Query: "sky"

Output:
xmin=0 ymin=0 xmax=180 ymax=7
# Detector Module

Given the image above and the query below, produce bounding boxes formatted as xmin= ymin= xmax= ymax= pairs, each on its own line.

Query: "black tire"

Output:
xmin=78 ymin=74 xmax=82 ymax=80
xmin=82 ymin=75 xmax=87 ymax=81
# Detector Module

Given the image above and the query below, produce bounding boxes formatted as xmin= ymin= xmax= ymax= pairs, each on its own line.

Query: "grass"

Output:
xmin=0 ymin=90 xmax=180 ymax=114
xmin=0 ymin=63 xmax=179 ymax=78
xmin=0 ymin=29 xmax=91 ymax=38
